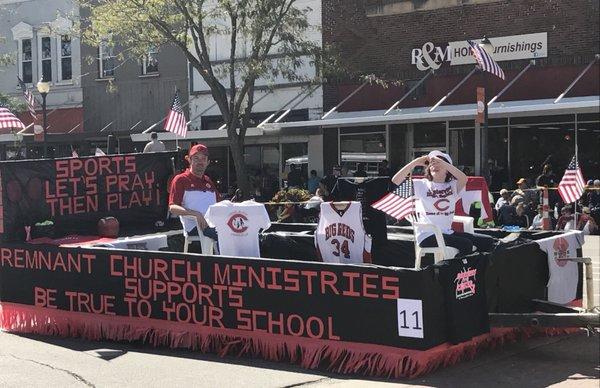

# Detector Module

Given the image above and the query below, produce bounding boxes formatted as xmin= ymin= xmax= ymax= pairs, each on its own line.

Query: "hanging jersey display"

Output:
xmin=331 ymin=177 xmax=389 ymax=246
xmin=436 ymin=254 xmax=490 ymax=344
xmin=315 ymin=201 xmax=372 ymax=264
xmin=205 ymin=200 xmax=271 ymax=258
xmin=535 ymin=231 xmax=583 ymax=304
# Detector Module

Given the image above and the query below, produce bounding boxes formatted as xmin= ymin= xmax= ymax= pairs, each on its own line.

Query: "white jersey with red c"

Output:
xmin=315 ymin=202 xmax=372 ymax=264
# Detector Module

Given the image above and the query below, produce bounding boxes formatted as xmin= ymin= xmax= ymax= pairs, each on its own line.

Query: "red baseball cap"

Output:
xmin=188 ymin=144 xmax=209 ymax=157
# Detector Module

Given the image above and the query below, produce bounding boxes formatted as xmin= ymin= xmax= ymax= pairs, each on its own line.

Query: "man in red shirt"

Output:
xmin=169 ymin=144 xmax=221 ymax=240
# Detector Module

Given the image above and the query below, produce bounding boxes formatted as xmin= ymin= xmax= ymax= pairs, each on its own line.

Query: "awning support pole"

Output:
xmin=384 ymin=69 xmax=434 ymax=115
xmin=429 ymin=68 xmax=477 ymax=112
xmin=321 ymin=81 xmax=368 ymax=120
xmin=554 ymin=54 xmax=599 ymax=104
xmin=99 ymin=121 xmax=114 ymax=132
xmin=274 ymin=85 xmax=321 ymax=123
xmin=488 ymin=60 xmax=535 ymax=107
xmin=217 ymin=89 xmax=276 ymax=130
xmin=258 ymin=85 xmax=319 ymax=127
xmin=17 ymin=122 xmax=34 ymax=134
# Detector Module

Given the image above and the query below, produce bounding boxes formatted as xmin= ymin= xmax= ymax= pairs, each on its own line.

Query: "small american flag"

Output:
xmin=371 ymin=177 xmax=416 ymax=221
xmin=164 ymin=91 xmax=187 ymax=137
xmin=18 ymin=77 xmax=37 ymax=119
xmin=467 ymin=40 xmax=505 ymax=80
xmin=0 ymin=106 xmax=26 ymax=130
xmin=558 ymin=156 xmax=585 ymax=204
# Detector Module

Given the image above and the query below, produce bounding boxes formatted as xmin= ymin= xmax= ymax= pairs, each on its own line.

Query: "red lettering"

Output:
xmin=237 ymin=309 xmax=252 ymax=330
xmin=283 ymin=269 xmax=300 ymax=291
xmin=382 ymin=276 xmax=400 ymax=299
xmin=342 ymin=272 xmax=361 ymax=297
xmin=362 ymin=274 xmax=379 ymax=298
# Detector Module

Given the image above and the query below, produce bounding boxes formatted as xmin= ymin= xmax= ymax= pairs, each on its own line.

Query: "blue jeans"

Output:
xmin=420 ymin=231 xmax=494 ymax=257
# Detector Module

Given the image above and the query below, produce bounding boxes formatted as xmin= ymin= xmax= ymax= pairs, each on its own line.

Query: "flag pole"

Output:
xmin=574 ymin=114 xmax=578 ymax=225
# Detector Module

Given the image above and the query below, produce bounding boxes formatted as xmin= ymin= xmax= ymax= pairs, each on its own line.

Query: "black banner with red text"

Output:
xmin=0 ymin=153 xmax=174 ymax=241
xmin=0 ymin=244 xmax=447 ymax=350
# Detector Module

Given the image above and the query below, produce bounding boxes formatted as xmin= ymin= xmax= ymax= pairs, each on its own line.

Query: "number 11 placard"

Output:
xmin=396 ymin=298 xmax=424 ymax=338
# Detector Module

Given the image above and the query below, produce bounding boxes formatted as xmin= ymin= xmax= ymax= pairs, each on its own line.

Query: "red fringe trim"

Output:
xmin=0 ymin=303 xmax=576 ymax=379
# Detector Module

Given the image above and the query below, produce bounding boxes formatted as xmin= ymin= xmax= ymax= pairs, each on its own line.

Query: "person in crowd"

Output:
xmin=304 ymin=188 xmax=325 ymax=210
xmin=513 ymin=178 xmax=537 ymax=207
xmin=577 ymin=207 xmax=598 ymax=235
xmin=143 ymin=132 xmax=166 ymax=153
xmin=321 ymin=165 xmax=341 ymax=199
xmin=513 ymin=203 xmax=530 ymax=229
xmin=495 ymin=189 xmax=511 ymax=211
xmin=286 ymin=163 xmax=304 ymax=188
xmin=341 ymin=164 xmax=350 ymax=177
xmin=392 ymin=150 xmax=495 ymax=257
xmin=536 ymin=162 xmax=558 ymax=187
xmin=168 ymin=144 xmax=220 ymax=245
xmin=307 ymin=169 xmax=321 ymax=194
xmin=587 ymin=179 xmax=600 ymax=209
xmin=378 ymin=160 xmax=391 ymax=177
xmin=353 ymin=163 xmax=368 ymax=177
xmin=497 ymin=195 xmax=518 ymax=226
xmin=231 ymin=188 xmax=245 ymax=202
xmin=529 ymin=205 xmax=544 ymax=230
xmin=463 ymin=166 xmax=472 ymax=176
xmin=555 ymin=205 xmax=575 ymax=231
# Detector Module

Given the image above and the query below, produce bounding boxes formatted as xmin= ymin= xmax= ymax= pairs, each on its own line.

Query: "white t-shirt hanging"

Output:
xmin=205 ymin=200 xmax=271 ymax=258
xmin=413 ymin=179 xmax=463 ymax=244
xmin=535 ymin=231 xmax=584 ymax=304
xmin=315 ymin=202 xmax=372 ymax=264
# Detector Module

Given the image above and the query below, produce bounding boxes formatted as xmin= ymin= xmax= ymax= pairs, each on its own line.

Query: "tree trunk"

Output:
xmin=229 ymin=128 xmax=251 ymax=197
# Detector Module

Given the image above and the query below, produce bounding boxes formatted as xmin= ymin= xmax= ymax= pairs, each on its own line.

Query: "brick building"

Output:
xmin=274 ymin=0 xmax=599 ymax=191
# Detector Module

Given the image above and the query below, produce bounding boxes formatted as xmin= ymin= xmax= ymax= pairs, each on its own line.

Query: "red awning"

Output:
xmin=11 ymin=107 xmax=84 ymax=135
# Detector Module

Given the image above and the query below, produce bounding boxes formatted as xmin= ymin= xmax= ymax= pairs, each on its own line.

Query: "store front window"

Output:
xmin=339 ymin=126 xmax=386 ymax=175
xmin=282 ymin=142 xmax=308 ymax=188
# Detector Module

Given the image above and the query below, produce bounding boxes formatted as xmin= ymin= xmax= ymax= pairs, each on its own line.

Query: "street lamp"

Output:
xmin=479 ymin=36 xmax=494 ymax=54
xmin=36 ymin=79 xmax=50 ymax=158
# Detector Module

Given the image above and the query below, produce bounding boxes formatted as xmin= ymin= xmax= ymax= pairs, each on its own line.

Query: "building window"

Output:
xmin=59 ymin=35 xmax=72 ymax=81
xmin=98 ymin=42 xmax=115 ymax=78
xmin=21 ymin=38 xmax=32 ymax=83
xmin=365 ymin=0 xmax=504 ymax=17
xmin=39 ymin=36 xmax=52 ymax=82
xmin=141 ymin=47 xmax=159 ymax=75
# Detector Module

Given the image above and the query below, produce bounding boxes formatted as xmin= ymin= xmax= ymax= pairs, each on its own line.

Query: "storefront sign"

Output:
xmin=412 ymin=32 xmax=547 ymax=71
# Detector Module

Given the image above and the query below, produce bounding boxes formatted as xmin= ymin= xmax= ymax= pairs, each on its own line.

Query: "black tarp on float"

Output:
xmin=0 ymin=244 xmax=448 ymax=350
xmin=0 ymin=153 xmax=174 ymax=241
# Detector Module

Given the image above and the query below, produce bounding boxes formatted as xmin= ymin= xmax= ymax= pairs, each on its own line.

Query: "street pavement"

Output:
xmin=0 ymin=237 xmax=598 ymax=387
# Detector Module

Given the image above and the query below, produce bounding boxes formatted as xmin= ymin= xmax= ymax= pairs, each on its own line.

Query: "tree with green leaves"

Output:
xmin=81 ymin=0 xmax=332 ymax=192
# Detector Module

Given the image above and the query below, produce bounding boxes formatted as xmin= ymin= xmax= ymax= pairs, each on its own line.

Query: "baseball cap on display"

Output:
xmin=595 ymin=179 xmax=600 ymax=186
xmin=188 ymin=144 xmax=209 ymax=158
xmin=427 ymin=150 xmax=452 ymax=165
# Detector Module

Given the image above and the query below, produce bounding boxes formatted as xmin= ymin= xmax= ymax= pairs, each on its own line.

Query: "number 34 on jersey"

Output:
xmin=315 ymin=202 xmax=372 ymax=265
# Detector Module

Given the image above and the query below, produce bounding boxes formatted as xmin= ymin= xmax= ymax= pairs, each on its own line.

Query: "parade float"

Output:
xmin=0 ymin=152 xmax=597 ymax=379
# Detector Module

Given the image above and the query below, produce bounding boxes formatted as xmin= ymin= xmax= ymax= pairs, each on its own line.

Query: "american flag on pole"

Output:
xmin=467 ymin=40 xmax=505 ymax=80
xmin=17 ymin=77 xmax=37 ymax=119
xmin=164 ymin=91 xmax=187 ymax=137
xmin=0 ymin=106 xmax=26 ymax=130
xmin=371 ymin=177 xmax=416 ymax=221
xmin=558 ymin=156 xmax=585 ymax=204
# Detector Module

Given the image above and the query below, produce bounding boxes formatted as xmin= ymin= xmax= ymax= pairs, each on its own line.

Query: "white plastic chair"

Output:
xmin=408 ymin=214 xmax=460 ymax=269
xmin=179 ymin=216 xmax=216 ymax=255
xmin=453 ymin=215 xmax=475 ymax=234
